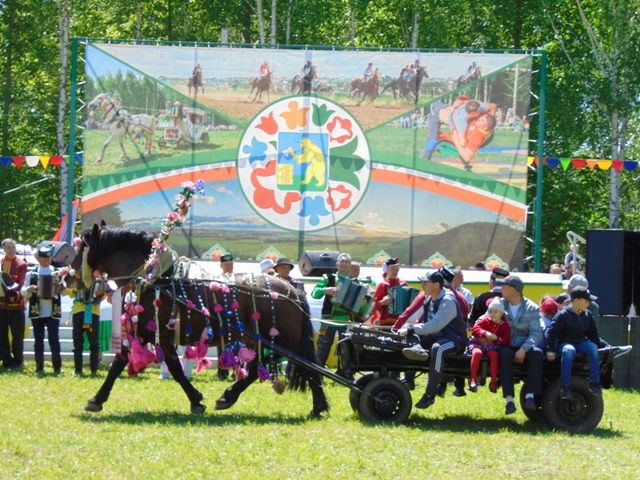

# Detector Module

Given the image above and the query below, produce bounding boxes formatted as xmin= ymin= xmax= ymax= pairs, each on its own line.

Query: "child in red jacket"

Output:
xmin=468 ymin=297 xmax=512 ymax=392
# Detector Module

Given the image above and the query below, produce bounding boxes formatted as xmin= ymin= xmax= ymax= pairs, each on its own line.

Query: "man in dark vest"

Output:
xmin=311 ymin=252 xmax=353 ymax=375
xmin=398 ymin=271 xmax=468 ymax=409
xmin=22 ymin=244 xmax=63 ymax=374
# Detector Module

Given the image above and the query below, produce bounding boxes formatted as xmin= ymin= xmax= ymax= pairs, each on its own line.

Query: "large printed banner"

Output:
xmin=82 ymin=43 xmax=532 ymax=268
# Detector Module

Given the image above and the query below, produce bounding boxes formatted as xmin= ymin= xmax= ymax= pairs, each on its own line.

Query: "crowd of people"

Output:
xmin=0 ymin=238 xmax=104 ymax=375
xmin=2 ymin=240 xmax=614 ymax=418
xmin=304 ymin=252 xmax=611 ymax=416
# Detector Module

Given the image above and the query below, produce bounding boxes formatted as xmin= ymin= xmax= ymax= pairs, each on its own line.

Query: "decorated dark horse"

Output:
xmin=75 ymin=223 xmax=329 ymax=417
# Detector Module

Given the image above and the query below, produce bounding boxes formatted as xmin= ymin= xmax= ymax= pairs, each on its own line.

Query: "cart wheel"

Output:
xmin=177 ymin=139 xmax=188 ymax=149
xmin=519 ymin=380 xmax=546 ymax=424
xmin=358 ymin=377 xmax=412 ymax=423
xmin=542 ymin=377 xmax=604 ymax=433
xmin=349 ymin=373 xmax=375 ymax=411
xmin=201 ymin=132 xmax=209 ymax=144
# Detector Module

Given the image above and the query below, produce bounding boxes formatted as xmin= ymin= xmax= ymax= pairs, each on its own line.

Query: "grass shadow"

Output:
xmin=74 ymin=410 xmax=311 ymax=427
xmin=400 ymin=413 xmax=625 ymax=438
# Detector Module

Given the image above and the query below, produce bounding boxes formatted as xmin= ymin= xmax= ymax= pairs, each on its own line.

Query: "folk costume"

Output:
xmin=368 ymin=258 xmax=407 ymax=327
xmin=69 ymin=287 xmax=103 ymax=375
xmin=0 ymin=251 xmax=27 ymax=368
xmin=311 ymin=271 xmax=352 ymax=371
xmin=22 ymin=245 xmax=63 ymax=373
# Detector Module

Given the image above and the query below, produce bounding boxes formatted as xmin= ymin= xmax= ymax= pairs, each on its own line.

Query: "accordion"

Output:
xmin=388 ymin=285 xmax=420 ymax=315
xmin=332 ymin=277 xmax=369 ymax=314
xmin=37 ymin=275 xmax=60 ymax=300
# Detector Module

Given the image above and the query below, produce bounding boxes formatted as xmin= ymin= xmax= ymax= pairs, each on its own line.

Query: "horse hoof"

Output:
xmin=84 ymin=399 xmax=103 ymax=412
xmin=191 ymin=403 xmax=206 ymax=414
xmin=215 ymin=398 xmax=232 ymax=410
xmin=307 ymin=410 xmax=325 ymax=419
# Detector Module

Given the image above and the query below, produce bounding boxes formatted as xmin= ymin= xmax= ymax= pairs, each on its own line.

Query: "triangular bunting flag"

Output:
xmin=612 ymin=160 xmax=624 ymax=172
xmin=74 ymin=153 xmax=83 ymax=163
xmin=50 ymin=155 xmax=63 ymax=166
xmin=13 ymin=156 xmax=25 ymax=168
xmin=585 ymin=159 xmax=598 ymax=170
xmin=624 ymin=161 xmax=638 ymax=171
xmin=527 ymin=156 xmax=535 ymax=166
xmin=0 ymin=156 xmax=12 ymax=168
xmin=533 ymin=156 xmax=540 ymax=167
xmin=597 ymin=160 xmax=612 ymax=170
xmin=39 ymin=155 xmax=50 ymax=169
xmin=560 ymin=158 xmax=572 ymax=171
xmin=25 ymin=155 xmax=39 ymax=167
xmin=546 ymin=157 xmax=559 ymax=168
xmin=571 ymin=158 xmax=587 ymax=169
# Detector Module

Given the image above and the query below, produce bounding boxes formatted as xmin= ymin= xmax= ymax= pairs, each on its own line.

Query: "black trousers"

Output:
xmin=498 ymin=345 xmax=544 ymax=397
xmin=0 ymin=307 xmax=25 ymax=367
xmin=31 ymin=316 xmax=61 ymax=371
xmin=72 ymin=311 xmax=100 ymax=373
xmin=315 ymin=322 xmax=347 ymax=368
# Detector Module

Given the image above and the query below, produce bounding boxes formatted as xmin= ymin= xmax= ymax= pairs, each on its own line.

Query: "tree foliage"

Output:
xmin=0 ymin=0 xmax=639 ymax=268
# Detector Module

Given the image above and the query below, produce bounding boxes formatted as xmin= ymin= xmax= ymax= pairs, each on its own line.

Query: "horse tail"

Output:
xmin=286 ymin=300 xmax=319 ymax=392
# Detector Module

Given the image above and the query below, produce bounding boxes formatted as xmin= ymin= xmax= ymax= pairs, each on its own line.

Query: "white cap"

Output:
xmin=259 ymin=258 xmax=276 ymax=272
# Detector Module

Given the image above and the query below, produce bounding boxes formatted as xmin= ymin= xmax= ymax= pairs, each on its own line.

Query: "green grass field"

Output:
xmin=1 ymin=364 xmax=639 ymax=479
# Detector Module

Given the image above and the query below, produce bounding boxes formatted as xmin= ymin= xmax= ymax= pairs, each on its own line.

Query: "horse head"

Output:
xmin=87 ymin=93 xmax=109 ymax=114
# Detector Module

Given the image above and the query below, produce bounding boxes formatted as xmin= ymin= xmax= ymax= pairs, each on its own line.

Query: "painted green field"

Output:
xmin=1 ymin=364 xmax=639 ymax=479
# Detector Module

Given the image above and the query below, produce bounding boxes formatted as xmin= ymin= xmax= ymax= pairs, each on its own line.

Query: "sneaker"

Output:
xmin=452 ymin=387 xmax=467 ymax=397
xmin=589 ymin=382 xmax=602 ymax=395
xmin=489 ymin=382 xmax=498 ymax=393
xmin=505 ymin=401 xmax=516 ymax=415
xmin=560 ymin=385 xmax=573 ymax=400
xmin=468 ymin=381 xmax=478 ymax=393
xmin=436 ymin=382 xmax=447 ymax=398
xmin=402 ymin=345 xmax=430 ymax=361
xmin=524 ymin=397 xmax=537 ymax=411
xmin=415 ymin=394 xmax=436 ymax=409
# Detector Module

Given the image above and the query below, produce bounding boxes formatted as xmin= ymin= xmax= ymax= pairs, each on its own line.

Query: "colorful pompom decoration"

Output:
xmin=251 ymin=311 xmax=261 ymax=321
xmin=269 ymin=326 xmax=280 ymax=337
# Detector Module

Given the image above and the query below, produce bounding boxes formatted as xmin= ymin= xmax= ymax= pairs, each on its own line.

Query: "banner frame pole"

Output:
xmin=533 ymin=50 xmax=547 ymax=272
xmin=66 ymin=38 xmax=79 ymax=242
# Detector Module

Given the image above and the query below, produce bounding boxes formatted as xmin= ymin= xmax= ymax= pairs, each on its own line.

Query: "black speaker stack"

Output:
xmin=298 ymin=250 xmax=340 ymax=277
xmin=586 ymin=229 xmax=640 ymax=316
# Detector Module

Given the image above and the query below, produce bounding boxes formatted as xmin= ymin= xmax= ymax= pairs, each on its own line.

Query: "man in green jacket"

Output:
xmin=311 ymin=252 xmax=354 ymax=374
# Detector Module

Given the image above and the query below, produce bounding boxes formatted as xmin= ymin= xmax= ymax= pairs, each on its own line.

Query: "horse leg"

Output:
xmin=215 ymin=360 xmax=259 ymax=410
xmin=118 ymin=136 xmax=129 ymax=160
xmin=84 ymin=353 xmax=128 ymax=412
xmin=307 ymin=371 xmax=329 ymax=418
xmin=163 ymin=344 xmax=206 ymax=414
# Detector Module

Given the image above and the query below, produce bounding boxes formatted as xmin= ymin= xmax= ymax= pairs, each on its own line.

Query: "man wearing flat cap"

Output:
xmin=470 ymin=267 xmax=509 ymax=322
xmin=397 ymin=271 xmax=468 ymax=410
xmin=274 ymin=258 xmax=294 ymax=282
xmin=218 ymin=253 xmax=235 ymax=283
xmin=498 ymin=275 xmax=543 ymax=415
xmin=545 ymin=287 xmax=604 ymax=399
xmin=21 ymin=244 xmax=64 ymax=374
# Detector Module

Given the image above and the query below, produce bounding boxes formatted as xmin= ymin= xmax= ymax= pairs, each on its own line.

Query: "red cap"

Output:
xmin=540 ymin=298 xmax=559 ymax=316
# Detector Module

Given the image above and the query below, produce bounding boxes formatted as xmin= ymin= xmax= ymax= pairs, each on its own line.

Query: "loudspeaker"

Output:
xmin=45 ymin=241 xmax=77 ymax=268
xmin=586 ymin=229 xmax=635 ymax=316
xmin=298 ymin=250 xmax=340 ymax=277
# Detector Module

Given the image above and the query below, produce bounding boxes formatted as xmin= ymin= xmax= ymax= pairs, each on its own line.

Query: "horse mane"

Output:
xmin=97 ymin=227 xmax=154 ymax=261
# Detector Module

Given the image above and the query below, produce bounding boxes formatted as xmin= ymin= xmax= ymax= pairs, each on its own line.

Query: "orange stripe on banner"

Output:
xmin=81 ymin=167 xmax=237 ymax=213
xmin=372 ymin=169 xmax=525 ymax=222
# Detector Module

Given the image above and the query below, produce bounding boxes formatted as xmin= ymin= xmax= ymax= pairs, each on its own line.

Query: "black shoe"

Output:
xmin=217 ymin=369 xmax=229 ymax=381
xmin=468 ymin=382 xmax=478 ymax=393
xmin=415 ymin=394 xmax=435 ymax=409
xmin=452 ymin=387 xmax=467 ymax=397
xmin=589 ymin=382 xmax=602 ymax=395
xmin=35 ymin=368 xmax=45 ymax=376
xmin=403 ymin=379 xmax=415 ymax=391
xmin=505 ymin=401 xmax=516 ymax=415
xmin=436 ymin=382 xmax=447 ymax=398
xmin=524 ymin=397 xmax=537 ymax=411
xmin=560 ymin=385 xmax=573 ymax=400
